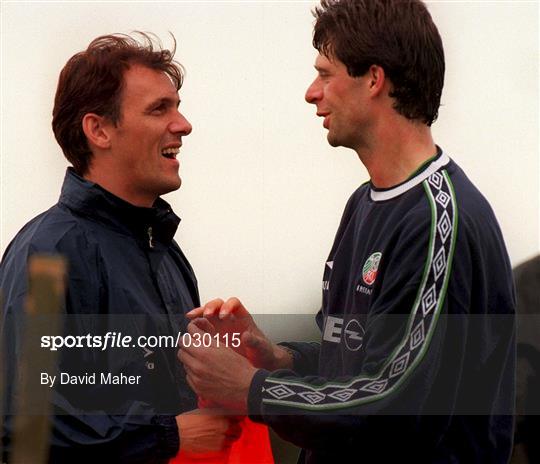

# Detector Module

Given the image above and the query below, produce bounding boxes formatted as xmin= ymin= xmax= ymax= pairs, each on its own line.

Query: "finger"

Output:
xmin=187 ymin=322 xmax=221 ymax=349
xmin=202 ymin=298 xmax=225 ymax=317
xmin=184 ymin=372 xmax=198 ymax=394
xmin=220 ymin=297 xmax=249 ymax=319
xmin=192 ymin=317 xmax=217 ymax=335
xmin=177 ymin=345 xmax=190 ymax=363
xmin=186 ymin=298 xmax=224 ymax=318
xmin=178 ymin=343 xmax=201 ymax=365
xmin=185 ymin=305 xmax=205 ymax=319
xmin=178 ymin=333 xmax=195 ymax=353
xmin=187 ymin=320 xmax=206 ymax=336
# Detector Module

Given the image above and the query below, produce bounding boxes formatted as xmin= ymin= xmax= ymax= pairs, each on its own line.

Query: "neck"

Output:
xmin=356 ymin=117 xmax=437 ymax=188
xmin=84 ymin=168 xmax=155 ymax=208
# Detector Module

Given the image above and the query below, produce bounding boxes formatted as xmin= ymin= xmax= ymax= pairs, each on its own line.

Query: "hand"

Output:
xmin=178 ymin=321 xmax=258 ymax=412
xmin=187 ymin=297 xmax=293 ymax=370
xmin=176 ymin=408 xmax=242 ymax=456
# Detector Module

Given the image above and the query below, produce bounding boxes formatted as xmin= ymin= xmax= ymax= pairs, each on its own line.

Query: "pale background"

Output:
xmin=1 ymin=1 xmax=539 ymax=316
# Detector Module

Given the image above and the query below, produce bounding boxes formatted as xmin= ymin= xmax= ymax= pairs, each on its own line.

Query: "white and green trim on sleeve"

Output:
xmin=260 ymin=169 xmax=458 ymax=411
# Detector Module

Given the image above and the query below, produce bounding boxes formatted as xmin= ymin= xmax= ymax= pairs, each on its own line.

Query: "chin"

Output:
xmin=167 ymin=178 xmax=182 ymax=192
xmin=327 ymin=133 xmax=341 ymax=148
xmin=157 ymin=177 xmax=182 ymax=197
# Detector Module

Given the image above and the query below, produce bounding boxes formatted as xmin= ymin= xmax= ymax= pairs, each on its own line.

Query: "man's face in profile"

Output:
xmin=104 ymin=64 xmax=192 ymax=204
xmin=305 ymin=53 xmax=373 ymax=151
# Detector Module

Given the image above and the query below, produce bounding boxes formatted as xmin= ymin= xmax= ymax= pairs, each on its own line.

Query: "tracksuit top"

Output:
xmin=248 ymin=150 xmax=516 ymax=463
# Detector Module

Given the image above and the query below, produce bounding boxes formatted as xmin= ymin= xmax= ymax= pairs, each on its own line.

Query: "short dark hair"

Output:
xmin=313 ymin=0 xmax=444 ymax=126
xmin=52 ymin=32 xmax=184 ymax=175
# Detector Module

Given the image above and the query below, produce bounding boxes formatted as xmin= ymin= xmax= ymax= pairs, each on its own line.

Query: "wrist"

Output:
xmin=272 ymin=345 xmax=295 ymax=370
xmin=248 ymin=369 xmax=271 ymax=419
xmin=175 ymin=414 xmax=186 ymax=445
xmin=152 ymin=415 xmax=181 ymax=457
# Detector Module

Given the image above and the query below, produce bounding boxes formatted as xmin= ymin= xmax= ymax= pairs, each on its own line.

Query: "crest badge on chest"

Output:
xmin=362 ymin=252 xmax=382 ymax=286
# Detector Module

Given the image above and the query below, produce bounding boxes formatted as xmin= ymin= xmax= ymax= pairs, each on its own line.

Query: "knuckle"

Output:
xmin=209 ymin=298 xmax=224 ymax=308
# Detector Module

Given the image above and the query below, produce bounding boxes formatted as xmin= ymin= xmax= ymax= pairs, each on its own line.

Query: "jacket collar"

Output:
xmin=58 ymin=168 xmax=180 ymax=245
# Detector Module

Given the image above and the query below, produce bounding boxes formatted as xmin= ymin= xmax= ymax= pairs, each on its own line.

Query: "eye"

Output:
xmin=150 ymin=104 xmax=166 ymax=115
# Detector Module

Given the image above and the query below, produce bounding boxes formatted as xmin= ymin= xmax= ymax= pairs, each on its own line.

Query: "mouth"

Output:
xmin=161 ymin=146 xmax=180 ymax=160
xmin=320 ymin=114 xmax=330 ymax=129
xmin=317 ymin=112 xmax=330 ymax=129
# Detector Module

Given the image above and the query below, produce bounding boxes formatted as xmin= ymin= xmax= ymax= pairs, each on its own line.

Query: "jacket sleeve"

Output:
xmin=247 ymin=196 xmax=465 ymax=453
xmin=1 ymin=227 xmax=181 ymax=464
xmin=277 ymin=341 xmax=321 ymax=376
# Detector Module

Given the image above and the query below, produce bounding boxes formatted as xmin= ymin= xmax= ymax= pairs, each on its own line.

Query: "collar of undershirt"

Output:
xmin=369 ymin=149 xmax=450 ymax=202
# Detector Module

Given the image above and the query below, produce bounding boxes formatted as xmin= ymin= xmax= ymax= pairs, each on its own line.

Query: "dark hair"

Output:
xmin=313 ymin=0 xmax=444 ymax=126
xmin=52 ymin=32 xmax=184 ymax=175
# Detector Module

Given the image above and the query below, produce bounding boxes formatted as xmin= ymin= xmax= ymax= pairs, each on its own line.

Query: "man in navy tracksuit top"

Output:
xmin=179 ymin=1 xmax=516 ymax=462
xmin=1 ymin=34 xmax=240 ymax=463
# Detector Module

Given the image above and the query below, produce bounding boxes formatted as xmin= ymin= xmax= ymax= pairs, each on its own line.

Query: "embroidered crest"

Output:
xmin=362 ymin=252 xmax=382 ymax=286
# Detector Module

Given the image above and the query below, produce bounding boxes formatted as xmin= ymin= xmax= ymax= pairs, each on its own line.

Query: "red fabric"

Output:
xmin=227 ymin=418 xmax=274 ymax=464
xmin=169 ymin=405 xmax=274 ymax=463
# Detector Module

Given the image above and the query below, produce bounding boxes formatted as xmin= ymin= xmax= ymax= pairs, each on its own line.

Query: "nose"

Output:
xmin=305 ymin=78 xmax=322 ymax=104
xmin=169 ymin=111 xmax=192 ymax=136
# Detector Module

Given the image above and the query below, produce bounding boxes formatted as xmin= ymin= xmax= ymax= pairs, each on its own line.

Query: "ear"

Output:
xmin=366 ymin=65 xmax=386 ymax=96
xmin=82 ymin=113 xmax=113 ymax=150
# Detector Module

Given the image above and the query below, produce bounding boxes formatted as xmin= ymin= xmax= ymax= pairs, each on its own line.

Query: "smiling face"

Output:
xmin=105 ymin=64 xmax=192 ymax=205
xmin=305 ymin=53 xmax=372 ymax=151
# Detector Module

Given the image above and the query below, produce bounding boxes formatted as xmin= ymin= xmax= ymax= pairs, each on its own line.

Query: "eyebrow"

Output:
xmin=144 ymin=96 xmax=180 ymax=111
xmin=314 ymin=64 xmax=331 ymax=72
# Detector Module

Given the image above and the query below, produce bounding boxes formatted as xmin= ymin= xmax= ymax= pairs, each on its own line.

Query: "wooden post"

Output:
xmin=9 ymin=255 xmax=66 ymax=464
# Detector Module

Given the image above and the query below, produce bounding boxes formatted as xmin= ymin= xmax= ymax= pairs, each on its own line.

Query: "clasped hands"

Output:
xmin=178 ymin=297 xmax=294 ymax=413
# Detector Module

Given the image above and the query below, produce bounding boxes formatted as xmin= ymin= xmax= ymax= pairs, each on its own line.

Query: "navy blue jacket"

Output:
xmin=1 ymin=169 xmax=199 ymax=463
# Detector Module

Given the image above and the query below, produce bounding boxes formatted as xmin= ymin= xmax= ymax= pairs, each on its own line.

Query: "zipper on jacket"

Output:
xmin=147 ymin=226 xmax=154 ymax=249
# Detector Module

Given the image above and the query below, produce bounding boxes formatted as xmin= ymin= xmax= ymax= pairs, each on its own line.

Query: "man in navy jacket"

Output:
xmin=1 ymin=33 xmax=239 ymax=463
